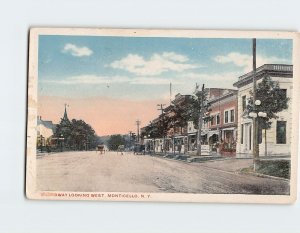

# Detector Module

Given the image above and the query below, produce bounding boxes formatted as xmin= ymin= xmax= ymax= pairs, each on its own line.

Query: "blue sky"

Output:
xmin=38 ymin=36 xmax=292 ymax=101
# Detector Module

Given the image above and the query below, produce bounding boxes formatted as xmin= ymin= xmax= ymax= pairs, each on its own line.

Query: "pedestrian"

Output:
xmin=178 ymin=144 xmax=182 ymax=154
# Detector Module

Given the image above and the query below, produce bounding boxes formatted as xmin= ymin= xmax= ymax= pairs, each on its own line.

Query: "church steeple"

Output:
xmin=63 ymin=103 xmax=69 ymax=121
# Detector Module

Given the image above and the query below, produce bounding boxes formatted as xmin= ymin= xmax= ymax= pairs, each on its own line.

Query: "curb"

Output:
xmin=239 ymin=170 xmax=290 ymax=182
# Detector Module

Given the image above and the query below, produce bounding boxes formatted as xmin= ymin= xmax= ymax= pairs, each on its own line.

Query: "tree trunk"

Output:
xmin=196 ymin=109 xmax=203 ymax=156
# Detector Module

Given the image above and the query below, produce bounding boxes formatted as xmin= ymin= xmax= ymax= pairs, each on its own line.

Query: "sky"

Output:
xmin=37 ymin=35 xmax=292 ymax=136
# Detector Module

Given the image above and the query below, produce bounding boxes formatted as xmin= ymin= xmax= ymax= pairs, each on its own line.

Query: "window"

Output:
xmin=224 ymin=109 xmax=234 ymax=124
xmin=216 ymin=114 xmax=220 ymax=125
xmin=230 ymin=109 xmax=234 ymax=122
xmin=276 ymin=121 xmax=286 ymax=144
xmin=280 ymin=89 xmax=287 ymax=99
xmin=210 ymin=116 xmax=214 ymax=126
xmin=241 ymin=124 xmax=244 ymax=144
xmin=242 ymin=95 xmax=246 ymax=111
xmin=225 ymin=111 xmax=228 ymax=123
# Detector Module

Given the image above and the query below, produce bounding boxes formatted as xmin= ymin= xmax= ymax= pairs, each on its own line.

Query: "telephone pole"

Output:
xmin=252 ymin=38 xmax=259 ymax=170
xmin=136 ymin=120 xmax=141 ymax=143
xmin=129 ymin=131 xmax=132 ymax=150
xmin=196 ymin=84 xmax=205 ymax=156
xmin=157 ymin=104 xmax=166 ymax=154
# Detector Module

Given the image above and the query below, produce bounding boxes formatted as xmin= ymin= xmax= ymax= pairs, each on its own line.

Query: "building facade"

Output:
xmin=208 ymin=90 xmax=238 ymax=155
xmin=36 ymin=116 xmax=56 ymax=150
xmin=233 ymin=64 xmax=293 ymax=157
xmin=187 ymin=88 xmax=238 ymax=155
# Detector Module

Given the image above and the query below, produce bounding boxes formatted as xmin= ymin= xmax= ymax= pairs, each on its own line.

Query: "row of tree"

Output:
xmin=106 ymin=133 xmax=139 ymax=151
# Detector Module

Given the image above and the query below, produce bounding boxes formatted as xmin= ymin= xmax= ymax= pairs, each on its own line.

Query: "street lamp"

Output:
xmin=258 ymin=112 xmax=267 ymax=118
xmin=255 ymin=100 xmax=261 ymax=106
xmin=59 ymin=134 xmax=64 ymax=152
xmin=249 ymin=99 xmax=267 ymax=159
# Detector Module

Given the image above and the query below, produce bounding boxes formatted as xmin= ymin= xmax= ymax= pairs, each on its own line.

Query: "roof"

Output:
xmin=233 ymin=64 xmax=293 ymax=88
xmin=208 ymin=89 xmax=238 ymax=105
xmin=37 ymin=117 xmax=56 ymax=132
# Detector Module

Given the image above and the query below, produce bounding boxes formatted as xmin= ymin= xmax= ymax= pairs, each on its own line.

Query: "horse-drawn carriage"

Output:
xmin=96 ymin=145 xmax=105 ymax=154
xmin=117 ymin=145 xmax=125 ymax=155
xmin=133 ymin=143 xmax=145 ymax=155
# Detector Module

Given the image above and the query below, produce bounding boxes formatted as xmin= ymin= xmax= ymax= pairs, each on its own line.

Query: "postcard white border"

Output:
xmin=26 ymin=28 xmax=300 ymax=203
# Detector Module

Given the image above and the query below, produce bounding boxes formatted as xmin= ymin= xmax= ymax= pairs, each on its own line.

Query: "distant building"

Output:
xmin=36 ymin=116 xmax=56 ymax=147
xmin=233 ymin=64 xmax=293 ymax=156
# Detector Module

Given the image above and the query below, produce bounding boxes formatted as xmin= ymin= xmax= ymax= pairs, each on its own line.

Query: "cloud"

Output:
xmin=41 ymin=75 xmax=179 ymax=86
xmin=42 ymin=75 xmax=129 ymax=85
xmin=213 ymin=52 xmax=290 ymax=72
xmin=130 ymin=77 xmax=182 ymax=85
xmin=183 ymin=71 xmax=239 ymax=81
xmin=109 ymin=52 xmax=200 ymax=76
xmin=62 ymin=43 xmax=93 ymax=57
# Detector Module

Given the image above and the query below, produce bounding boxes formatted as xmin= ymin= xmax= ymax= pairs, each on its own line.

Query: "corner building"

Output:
xmin=233 ymin=64 xmax=293 ymax=157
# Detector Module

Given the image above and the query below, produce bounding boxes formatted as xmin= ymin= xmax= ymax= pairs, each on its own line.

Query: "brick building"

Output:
xmin=208 ymin=89 xmax=238 ymax=155
xmin=187 ymin=88 xmax=238 ymax=155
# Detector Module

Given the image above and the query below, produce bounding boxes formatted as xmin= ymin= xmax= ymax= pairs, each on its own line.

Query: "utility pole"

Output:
xmin=129 ymin=131 xmax=132 ymax=150
xmin=136 ymin=120 xmax=141 ymax=143
xmin=149 ymin=121 xmax=155 ymax=154
xmin=252 ymin=38 xmax=259 ymax=170
xmin=157 ymin=104 xmax=166 ymax=154
xmin=196 ymin=84 xmax=205 ymax=156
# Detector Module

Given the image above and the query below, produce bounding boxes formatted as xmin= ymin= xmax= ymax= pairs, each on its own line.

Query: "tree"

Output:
xmin=107 ymin=134 xmax=126 ymax=151
xmin=166 ymin=96 xmax=192 ymax=154
xmin=181 ymin=84 xmax=211 ymax=155
xmin=55 ymin=119 xmax=99 ymax=151
xmin=69 ymin=119 xmax=99 ymax=150
xmin=247 ymin=76 xmax=290 ymax=155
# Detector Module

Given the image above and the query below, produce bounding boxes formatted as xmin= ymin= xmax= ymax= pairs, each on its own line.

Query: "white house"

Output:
xmin=233 ymin=64 xmax=293 ymax=157
xmin=36 ymin=116 xmax=56 ymax=146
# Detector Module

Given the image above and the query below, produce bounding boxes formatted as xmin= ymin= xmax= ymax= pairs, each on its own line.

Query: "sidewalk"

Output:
xmin=146 ymin=151 xmax=226 ymax=163
xmin=144 ymin=150 xmax=291 ymax=167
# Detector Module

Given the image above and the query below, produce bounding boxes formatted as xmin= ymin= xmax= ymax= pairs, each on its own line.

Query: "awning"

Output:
xmin=208 ymin=130 xmax=220 ymax=137
xmin=222 ymin=127 xmax=235 ymax=131
xmin=188 ymin=133 xmax=196 ymax=136
xmin=201 ymin=129 xmax=209 ymax=136
xmin=174 ymin=136 xmax=185 ymax=139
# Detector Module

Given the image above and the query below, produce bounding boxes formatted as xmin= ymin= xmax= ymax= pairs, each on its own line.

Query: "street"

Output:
xmin=37 ymin=151 xmax=289 ymax=195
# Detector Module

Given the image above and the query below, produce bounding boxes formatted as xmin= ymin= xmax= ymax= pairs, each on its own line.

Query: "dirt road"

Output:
xmin=36 ymin=151 xmax=289 ymax=194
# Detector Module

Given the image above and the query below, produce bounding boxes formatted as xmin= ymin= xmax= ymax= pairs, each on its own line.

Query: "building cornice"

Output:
xmin=233 ymin=64 xmax=293 ymax=88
